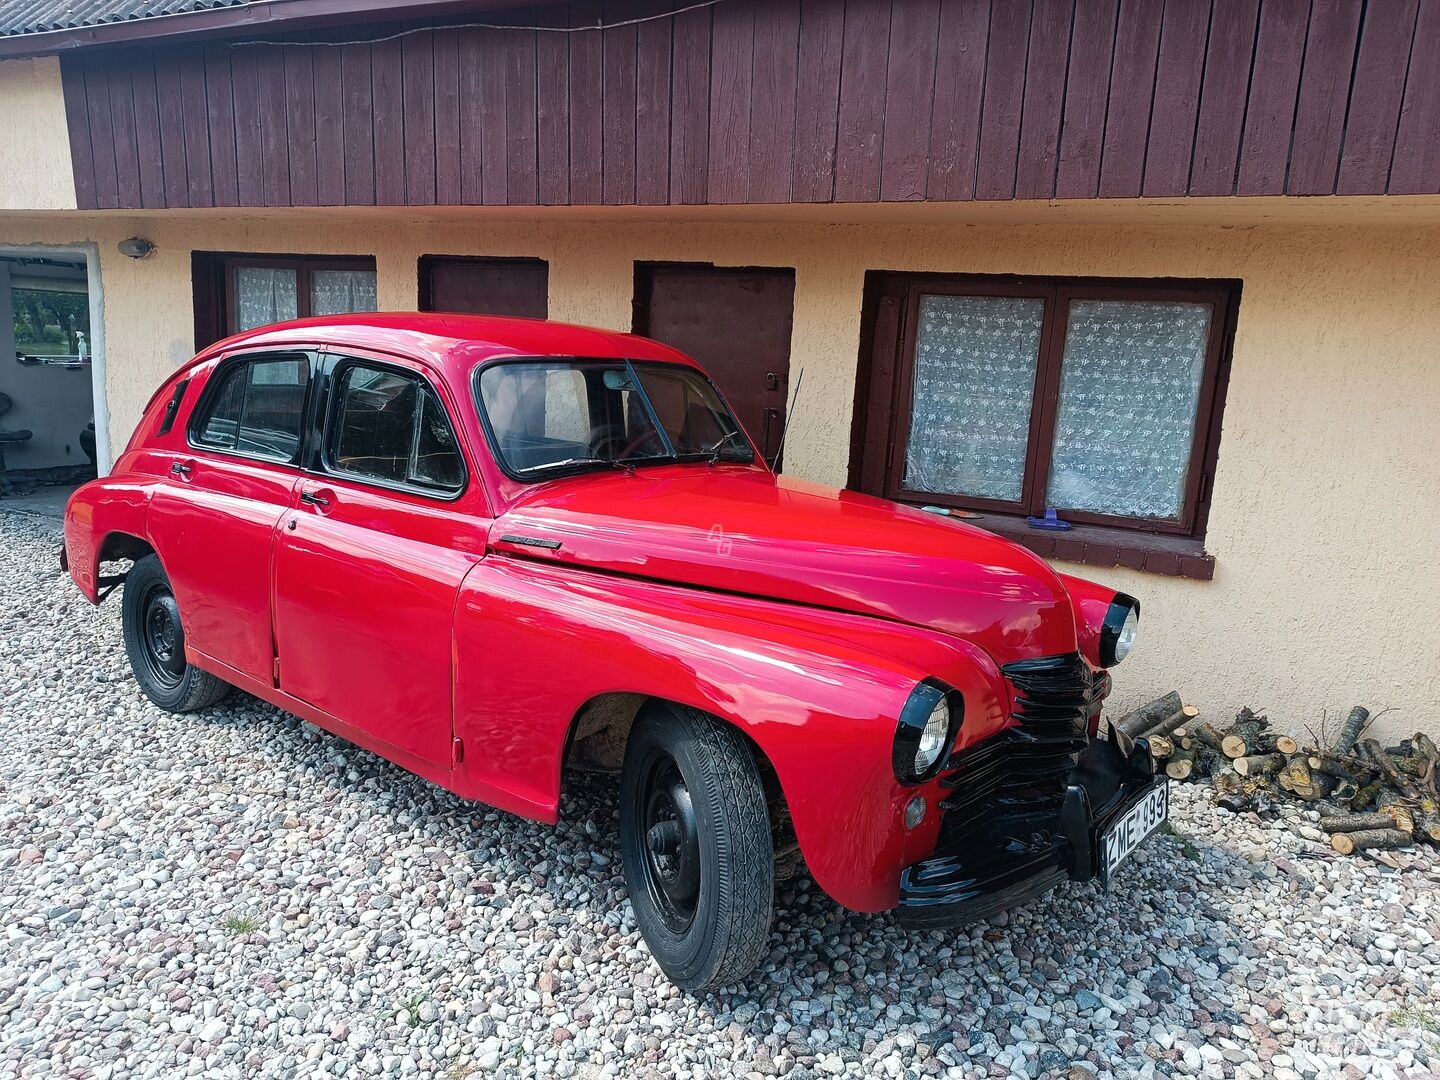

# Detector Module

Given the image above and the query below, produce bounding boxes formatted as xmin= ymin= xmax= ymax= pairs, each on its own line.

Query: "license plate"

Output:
xmin=1101 ymin=780 xmax=1168 ymax=883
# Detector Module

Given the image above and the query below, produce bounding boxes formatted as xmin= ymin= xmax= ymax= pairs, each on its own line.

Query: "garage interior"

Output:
xmin=0 ymin=253 xmax=96 ymax=496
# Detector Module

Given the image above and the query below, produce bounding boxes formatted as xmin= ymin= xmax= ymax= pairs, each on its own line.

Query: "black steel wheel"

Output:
xmin=619 ymin=702 xmax=774 ymax=991
xmin=121 ymin=554 xmax=232 ymax=713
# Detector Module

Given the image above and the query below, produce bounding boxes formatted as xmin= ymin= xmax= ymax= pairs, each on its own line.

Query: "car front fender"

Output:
xmin=450 ymin=556 xmax=1014 ymax=912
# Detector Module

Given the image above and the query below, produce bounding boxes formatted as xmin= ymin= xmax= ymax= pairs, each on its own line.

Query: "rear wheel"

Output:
xmin=619 ymin=703 xmax=774 ymax=991
xmin=121 ymin=554 xmax=231 ymax=713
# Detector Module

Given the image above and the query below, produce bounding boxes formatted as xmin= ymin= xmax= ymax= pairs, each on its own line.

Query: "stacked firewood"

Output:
xmin=1112 ymin=698 xmax=1440 ymax=856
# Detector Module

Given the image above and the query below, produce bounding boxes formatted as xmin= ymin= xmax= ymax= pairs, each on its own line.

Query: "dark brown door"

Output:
xmin=419 ymin=256 xmax=548 ymax=317
xmin=634 ymin=263 xmax=795 ymax=467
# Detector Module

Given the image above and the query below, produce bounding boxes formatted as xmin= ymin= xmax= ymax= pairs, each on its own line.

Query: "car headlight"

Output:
xmin=892 ymin=680 xmax=963 ymax=784
xmin=1099 ymin=593 xmax=1140 ymax=666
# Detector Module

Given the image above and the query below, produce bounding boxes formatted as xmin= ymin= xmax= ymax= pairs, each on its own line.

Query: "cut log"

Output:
xmin=1375 ymin=791 xmax=1416 ymax=835
xmin=1318 ymin=811 xmax=1404 ymax=833
xmin=1332 ymin=706 xmax=1370 ymax=756
xmin=1233 ymin=753 xmax=1285 ymax=777
xmin=1221 ymin=709 xmax=1267 ymax=759
xmin=1166 ymin=758 xmax=1194 ymax=780
xmin=1349 ymin=779 xmax=1384 ymax=812
xmin=1192 ymin=722 xmax=1227 ymax=753
xmin=1139 ymin=705 xmax=1199 ymax=741
xmin=1361 ymin=739 xmax=1421 ymax=799
xmin=1329 ymin=829 xmax=1411 ymax=855
xmin=1331 ymin=779 xmax=1359 ymax=803
xmin=1147 ymin=735 xmax=1174 ymax=760
xmin=1112 ymin=692 xmax=1181 ymax=737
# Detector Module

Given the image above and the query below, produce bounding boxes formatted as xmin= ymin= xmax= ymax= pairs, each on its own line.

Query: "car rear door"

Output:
xmin=146 ymin=352 xmax=313 ymax=685
xmin=271 ymin=349 xmax=487 ymax=770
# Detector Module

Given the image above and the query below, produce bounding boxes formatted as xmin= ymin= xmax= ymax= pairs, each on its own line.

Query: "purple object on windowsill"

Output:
xmin=1026 ymin=507 xmax=1073 ymax=531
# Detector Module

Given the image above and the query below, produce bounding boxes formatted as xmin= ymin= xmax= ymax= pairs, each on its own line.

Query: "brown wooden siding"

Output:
xmin=59 ymin=0 xmax=1440 ymax=210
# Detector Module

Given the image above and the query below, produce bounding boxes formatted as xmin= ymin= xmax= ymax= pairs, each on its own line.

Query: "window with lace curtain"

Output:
xmin=212 ymin=255 xmax=378 ymax=336
xmin=853 ymin=275 xmax=1238 ymax=544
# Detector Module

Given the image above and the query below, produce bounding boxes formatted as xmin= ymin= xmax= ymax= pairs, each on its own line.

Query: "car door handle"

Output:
xmin=299 ymin=491 xmax=330 ymax=508
xmin=170 ymin=461 xmax=192 ymax=478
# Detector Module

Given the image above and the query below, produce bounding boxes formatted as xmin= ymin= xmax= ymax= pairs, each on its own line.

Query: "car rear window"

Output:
xmin=191 ymin=356 xmax=310 ymax=463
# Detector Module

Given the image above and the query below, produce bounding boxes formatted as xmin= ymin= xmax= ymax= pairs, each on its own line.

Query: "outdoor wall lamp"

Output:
xmin=117 ymin=237 xmax=155 ymax=259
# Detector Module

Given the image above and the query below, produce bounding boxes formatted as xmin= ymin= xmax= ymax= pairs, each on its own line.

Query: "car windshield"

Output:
xmin=477 ymin=359 xmax=754 ymax=478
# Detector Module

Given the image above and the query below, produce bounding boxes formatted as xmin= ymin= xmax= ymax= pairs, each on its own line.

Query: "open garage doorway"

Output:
xmin=0 ymin=245 xmax=106 ymax=500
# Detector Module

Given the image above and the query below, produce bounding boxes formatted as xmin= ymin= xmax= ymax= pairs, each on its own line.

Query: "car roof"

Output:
xmin=187 ymin=312 xmax=701 ymax=377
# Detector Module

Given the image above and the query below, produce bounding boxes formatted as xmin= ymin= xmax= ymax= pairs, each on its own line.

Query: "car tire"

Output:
xmin=121 ymin=554 xmax=232 ymax=713
xmin=619 ymin=702 xmax=774 ymax=992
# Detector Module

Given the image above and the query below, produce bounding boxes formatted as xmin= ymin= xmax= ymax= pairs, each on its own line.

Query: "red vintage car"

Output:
xmin=63 ymin=313 xmax=1164 ymax=990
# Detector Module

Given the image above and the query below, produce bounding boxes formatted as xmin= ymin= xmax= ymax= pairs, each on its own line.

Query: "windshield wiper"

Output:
xmin=515 ymin=456 xmax=635 ymax=476
xmin=705 ymin=429 xmax=749 ymax=465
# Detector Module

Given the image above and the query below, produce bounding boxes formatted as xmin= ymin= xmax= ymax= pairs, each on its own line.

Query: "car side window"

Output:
xmin=326 ymin=361 xmax=464 ymax=494
xmin=192 ymin=357 xmax=310 ymax=463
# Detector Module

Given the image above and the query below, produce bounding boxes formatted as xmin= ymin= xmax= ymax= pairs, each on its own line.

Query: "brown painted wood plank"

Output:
xmin=669 ymin=2 xmax=712 ymax=203
xmin=283 ymin=46 xmax=318 ymax=206
xmin=834 ymin=0 xmax=892 ymax=202
xmin=83 ymin=58 xmax=120 ymax=209
xmin=569 ymin=3 xmax=605 ymax=204
xmin=229 ymin=46 xmax=264 ymax=206
xmin=603 ymin=0 xmax=638 ymax=204
xmin=535 ymin=6 xmax=572 ymax=205
xmin=975 ymin=0 xmax=1032 ymax=200
xmin=154 ymin=51 xmax=194 ymax=207
xmin=203 ymin=43 xmax=239 ymax=206
xmin=371 ymin=36 xmax=406 ymax=206
xmin=432 ymin=30 xmax=462 ymax=206
xmin=128 ymin=55 xmax=166 ymax=209
xmin=340 ymin=41 xmax=375 ymax=205
xmin=312 ymin=41 xmax=344 ymax=206
xmin=1016 ymin=0 xmax=1074 ymax=200
xmin=708 ymin=0 xmax=754 ymax=203
xmin=477 ymin=27 xmax=509 ymax=204
xmin=1142 ymin=0 xmax=1211 ymax=196
xmin=1288 ymin=0 xmax=1364 ymax=194
xmin=1056 ymin=0 xmax=1118 ymax=199
xmin=792 ymin=0 xmax=845 ymax=202
xmin=177 ymin=48 xmax=214 ymax=206
xmin=880 ymin=0 xmax=940 ymax=201
xmin=1235 ymin=0 xmax=1309 ymax=195
xmin=507 ymin=25 xmax=540 ymax=205
xmin=1390 ymin=0 xmax=1440 ymax=193
xmin=458 ymin=30 xmax=485 ymax=204
xmin=401 ymin=29 xmax=436 ymax=205
xmin=928 ymin=0 xmax=992 ymax=201
xmin=748 ymin=0 xmax=800 ymax=203
xmin=1187 ymin=0 xmax=1260 ymax=196
xmin=634 ymin=0 xmax=674 ymax=205
xmin=59 ymin=58 xmax=97 ymax=210
xmin=1336 ymin=0 xmax=1419 ymax=194
xmin=1098 ymin=0 xmax=1163 ymax=197
xmin=105 ymin=58 xmax=142 ymax=208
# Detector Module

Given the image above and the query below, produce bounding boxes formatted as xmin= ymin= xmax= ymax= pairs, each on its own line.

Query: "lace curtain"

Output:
xmin=903 ymin=294 xmax=1045 ymax=501
xmin=1046 ymin=300 xmax=1210 ymax=520
xmin=310 ymin=270 xmax=378 ymax=317
xmin=235 ymin=267 xmax=298 ymax=331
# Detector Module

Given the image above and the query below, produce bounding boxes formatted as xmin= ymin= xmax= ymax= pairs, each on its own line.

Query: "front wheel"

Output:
xmin=619 ymin=703 xmax=774 ymax=991
xmin=121 ymin=554 xmax=232 ymax=713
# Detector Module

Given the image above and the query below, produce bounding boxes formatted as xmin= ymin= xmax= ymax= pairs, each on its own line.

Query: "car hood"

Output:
xmin=494 ymin=466 xmax=1080 ymax=665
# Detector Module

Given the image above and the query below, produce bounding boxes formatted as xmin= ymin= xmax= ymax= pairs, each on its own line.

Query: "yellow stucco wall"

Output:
xmin=0 ymin=58 xmax=76 ymax=211
xmin=0 ymin=208 xmax=1435 ymax=740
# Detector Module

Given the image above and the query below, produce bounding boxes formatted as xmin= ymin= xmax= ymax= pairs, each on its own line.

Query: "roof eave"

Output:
xmin=0 ymin=0 xmax=563 ymax=59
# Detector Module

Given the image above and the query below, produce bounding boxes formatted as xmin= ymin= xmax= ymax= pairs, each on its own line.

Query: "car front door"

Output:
xmin=146 ymin=352 xmax=313 ymax=684
xmin=271 ymin=351 xmax=486 ymax=770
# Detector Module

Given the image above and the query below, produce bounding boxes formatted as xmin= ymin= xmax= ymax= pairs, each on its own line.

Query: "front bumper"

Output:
xmin=897 ymin=723 xmax=1161 ymax=930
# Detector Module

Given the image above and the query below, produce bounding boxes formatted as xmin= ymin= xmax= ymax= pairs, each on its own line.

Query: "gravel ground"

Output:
xmin=2 ymin=506 xmax=1438 ymax=1080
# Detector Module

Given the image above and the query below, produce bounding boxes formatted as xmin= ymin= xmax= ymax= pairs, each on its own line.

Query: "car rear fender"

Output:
xmin=450 ymin=556 xmax=1014 ymax=912
xmin=62 ymin=469 xmax=159 ymax=603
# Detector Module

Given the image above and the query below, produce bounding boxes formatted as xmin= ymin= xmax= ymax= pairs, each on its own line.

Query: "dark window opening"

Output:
xmin=418 ymin=256 xmax=549 ymax=318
